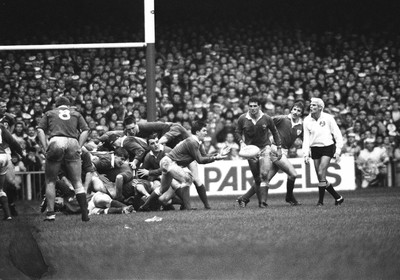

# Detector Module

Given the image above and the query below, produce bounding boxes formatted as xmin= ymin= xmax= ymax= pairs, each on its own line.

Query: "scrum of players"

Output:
xmin=29 ymin=96 xmax=230 ymax=222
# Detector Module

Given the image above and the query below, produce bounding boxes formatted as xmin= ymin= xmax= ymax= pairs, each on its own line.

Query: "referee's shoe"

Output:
xmin=335 ymin=196 xmax=344 ymax=206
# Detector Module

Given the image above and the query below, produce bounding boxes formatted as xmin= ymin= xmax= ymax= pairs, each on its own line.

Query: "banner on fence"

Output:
xmin=193 ymin=156 xmax=356 ymax=196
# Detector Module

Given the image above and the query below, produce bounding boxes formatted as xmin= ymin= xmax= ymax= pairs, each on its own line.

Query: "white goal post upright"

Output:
xmin=0 ymin=0 xmax=157 ymax=121
xmin=145 ymin=0 xmax=156 ymax=121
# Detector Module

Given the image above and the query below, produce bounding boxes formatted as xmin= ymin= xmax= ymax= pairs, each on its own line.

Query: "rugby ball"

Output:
xmin=239 ymin=145 xmax=260 ymax=159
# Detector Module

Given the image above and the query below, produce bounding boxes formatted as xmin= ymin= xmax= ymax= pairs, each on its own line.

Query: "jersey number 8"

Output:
xmin=58 ymin=109 xmax=71 ymax=120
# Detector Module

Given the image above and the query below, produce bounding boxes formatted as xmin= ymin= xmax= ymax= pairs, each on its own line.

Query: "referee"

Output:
xmin=302 ymin=98 xmax=344 ymax=206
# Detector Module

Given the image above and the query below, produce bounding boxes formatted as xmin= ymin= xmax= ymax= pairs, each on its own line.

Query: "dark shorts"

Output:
xmin=311 ymin=144 xmax=335 ymax=159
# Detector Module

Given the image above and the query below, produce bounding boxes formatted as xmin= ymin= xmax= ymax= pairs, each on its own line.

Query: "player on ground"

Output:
xmin=37 ymin=96 xmax=90 ymax=221
xmin=234 ymin=97 xmax=282 ymax=208
xmin=99 ymin=133 xmax=148 ymax=172
xmin=54 ymin=191 xmax=134 ymax=216
xmin=237 ymin=101 xmax=305 ymax=207
xmin=91 ymin=147 xmax=133 ymax=201
xmin=302 ymin=98 xmax=344 ymax=206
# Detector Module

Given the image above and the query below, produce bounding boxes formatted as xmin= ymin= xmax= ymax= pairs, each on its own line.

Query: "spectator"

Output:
xmin=393 ymin=142 xmax=400 ymax=187
xmin=23 ymin=147 xmax=43 ymax=172
xmin=24 ymin=125 xmax=41 ymax=152
xmin=391 ymin=101 xmax=400 ymax=124
xmin=288 ymin=147 xmax=299 ymax=158
xmin=215 ymin=119 xmax=236 ymax=144
xmin=342 ymin=132 xmax=362 ymax=188
xmin=11 ymin=121 xmax=27 ymax=147
xmin=357 ymin=138 xmax=389 ymax=188
xmin=11 ymin=153 xmax=26 ymax=192
xmin=217 ymin=132 xmax=239 ymax=153
xmin=228 ymin=145 xmax=242 ymax=160
xmin=203 ymin=136 xmax=218 ymax=155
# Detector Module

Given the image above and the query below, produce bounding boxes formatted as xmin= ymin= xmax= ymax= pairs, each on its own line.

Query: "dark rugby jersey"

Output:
xmin=121 ymin=136 xmax=148 ymax=162
xmin=141 ymin=145 xmax=172 ymax=181
xmin=137 ymin=122 xmax=171 ymax=138
xmin=37 ymin=105 xmax=89 ymax=139
xmin=272 ymin=115 xmax=303 ymax=149
xmin=235 ymin=111 xmax=282 ymax=149
xmin=93 ymin=153 xmax=133 ymax=183
xmin=167 ymin=136 xmax=214 ymax=167
xmin=137 ymin=122 xmax=190 ymax=147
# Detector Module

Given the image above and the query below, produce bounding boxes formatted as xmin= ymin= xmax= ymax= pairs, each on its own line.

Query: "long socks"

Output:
xmin=195 ymin=184 xmax=210 ymax=209
xmin=326 ymin=183 xmax=341 ymax=200
xmin=76 ymin=193 xmax=89 ymax=222
xmin=286 ymin=178 xmax=295 ymax=200
xmin=0 ymin=195 xmax=11 ymax=219
xmin=318 ymin=181 xmax=327 ymax=204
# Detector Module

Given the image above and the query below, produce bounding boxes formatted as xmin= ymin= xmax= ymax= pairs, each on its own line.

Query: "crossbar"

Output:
xmin=0 ymin=42 xmax=146 ymax=51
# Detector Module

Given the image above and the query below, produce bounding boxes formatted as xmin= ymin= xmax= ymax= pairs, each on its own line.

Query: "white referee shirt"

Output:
xmin=302 ymin=112 xmax=343 ymax=157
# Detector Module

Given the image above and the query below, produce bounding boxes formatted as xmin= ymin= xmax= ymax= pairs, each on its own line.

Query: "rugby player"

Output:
xmin=37 ymin=96 xmax=90 ymax=221
xmin=138 ymin=121 xmax=230 ymax=211
xmin=234 ymin=97 xmax=282 ymax=208
xmin=0 ymin=123 xmax=23 ymax=220
xmin=125 ymin=116 xmax=212 ymax=209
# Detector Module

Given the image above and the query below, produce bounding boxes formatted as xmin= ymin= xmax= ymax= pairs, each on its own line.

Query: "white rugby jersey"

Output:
xmin=302 ymin=112 xmax=343 ymax=157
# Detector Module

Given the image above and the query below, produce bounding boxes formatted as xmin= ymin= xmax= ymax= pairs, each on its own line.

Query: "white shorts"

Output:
xmin=0 ymin=153 xmax=10 ymax=175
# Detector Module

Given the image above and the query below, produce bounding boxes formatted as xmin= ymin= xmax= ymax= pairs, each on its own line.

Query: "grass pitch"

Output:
xmin=1 ymin=187 xmax=400 ymax=280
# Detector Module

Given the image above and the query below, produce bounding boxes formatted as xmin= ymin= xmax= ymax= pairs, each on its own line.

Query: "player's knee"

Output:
xmin=185 ymin=176 xmax=193 ymax=187
xmin=158 ymin=195 xmax=169 ymax=204
xmin=260 ymin=171 xmax=269 ymax=181
xmin=318 ymin=180 xmax=328 ymax=188
xmin=288 ymin=174 xmax=297 ymax=181
xmin=160 ymin=157 xmax=171 ymax=172
xmin=152 ymin=180 xmax=161 ymax=190
xmin=193 ymin=179 xmax=203 ymax=187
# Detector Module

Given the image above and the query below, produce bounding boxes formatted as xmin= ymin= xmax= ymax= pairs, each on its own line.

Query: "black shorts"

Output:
xmin=311 ymin=144 xmax=335 ymax=159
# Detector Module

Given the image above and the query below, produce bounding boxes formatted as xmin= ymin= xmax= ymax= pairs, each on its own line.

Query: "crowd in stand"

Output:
xmin=1 ymin=11 xmax=400 ymax=190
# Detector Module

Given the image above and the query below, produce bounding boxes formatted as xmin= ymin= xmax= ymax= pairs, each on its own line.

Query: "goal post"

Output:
xmin=0 ymin=0 xmax=157 ymax=121
xmin=145 ymin=0 xmax=156 ymax=121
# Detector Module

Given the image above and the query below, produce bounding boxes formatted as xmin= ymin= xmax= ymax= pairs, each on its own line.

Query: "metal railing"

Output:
xmin=15 ymin=171 xmax=45 ymax=201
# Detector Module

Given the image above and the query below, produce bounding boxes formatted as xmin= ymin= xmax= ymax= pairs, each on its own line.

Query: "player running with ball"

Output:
xmin=237 ymin=101 xmax=305 ymax=207
xmin=235 ymin=97 xmax=282 ymax=208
